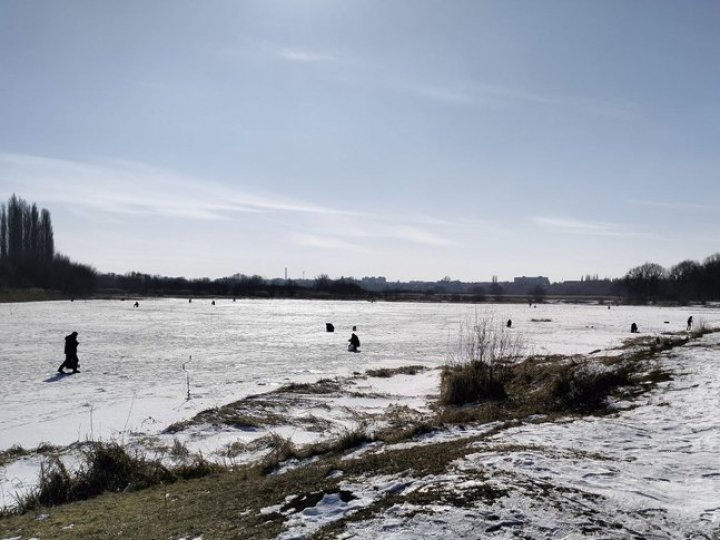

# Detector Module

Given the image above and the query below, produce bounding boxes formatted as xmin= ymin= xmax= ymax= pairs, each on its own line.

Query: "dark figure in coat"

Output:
xmin=348 ymin=333 xmax=360 ymax=352
xmin=687 ymin=316 xmax=693 ymax=331
xmin=58 ymin=331 xmax=80 ymax=373
xmin=630 ymin=322 xmax=638 ymax=333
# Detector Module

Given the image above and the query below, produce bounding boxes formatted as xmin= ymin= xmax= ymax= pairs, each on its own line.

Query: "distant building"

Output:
xmin=360 ymin=276 xmax=388 ymax=292
xmin=513 ymin=276 xmax=551 ymax=289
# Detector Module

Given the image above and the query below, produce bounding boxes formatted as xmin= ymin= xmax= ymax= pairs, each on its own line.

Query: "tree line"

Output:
xmin=623 ymin=255 xmax=720 ymax=304
xmin=96 ymin=272 xmax=366 ymax=299
xmin=103 ymin=256 xmax=719 ymax=304
xmin=0 ymin=194 xmax=97 ymax=294
xmin=2 ymin=193 xmax=718 ymax=303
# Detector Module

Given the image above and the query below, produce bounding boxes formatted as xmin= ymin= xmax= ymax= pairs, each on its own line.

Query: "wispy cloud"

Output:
xmin=389 ymin=225 xmax=459 ymax=247
xmin=627 ymin=199 xmax=718 ymax=211
xmin=277 ymin=48 xmax=336 ymax=64
xmin=225 ymin=36 xmax=635 ymax=117
xmin=293 ymin=211 xmax=463 ymax=248
xmin=533 ymin=216 xmax=665 ymax=240
xmin=400 ymin=83 xmax=475 ymax=105
xmin=403 ymin=80 xmax=637 ymax=117
xmin=0 ymin=153 xmax=349 ymax=220
xmin=292 ymin=233 xmax=366 ymax=251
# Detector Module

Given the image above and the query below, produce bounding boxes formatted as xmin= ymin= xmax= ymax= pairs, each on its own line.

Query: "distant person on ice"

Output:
xmin=687 ymin=316 xmax=693 ymax=331
xmin=506 ymin=319 xmax=512 ymax=328
xmin=348 ymin=332 xmax=360 ymax=352
xmin=58 ymin=331 xmax=80 ymax=374
xmin=630 ymin=322 xmax=638 ymax=333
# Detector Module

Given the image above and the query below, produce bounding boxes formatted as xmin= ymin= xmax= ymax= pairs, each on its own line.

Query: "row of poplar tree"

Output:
xmin=0 ymin=194 xmax=96 ymax=293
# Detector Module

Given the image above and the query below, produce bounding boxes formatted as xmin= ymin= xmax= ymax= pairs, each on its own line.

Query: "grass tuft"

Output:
xmin=365 ymin=365 xmax=427 ymax=378
xmin=440 ymin=361 xmax=510 ymax=406
xmin=14 ymin=441 xmax=221 ymax=513
xmin=274 ymin=379 xmax=342 ymax=394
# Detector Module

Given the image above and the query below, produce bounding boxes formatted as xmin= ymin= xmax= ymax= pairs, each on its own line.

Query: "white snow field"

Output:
xmin=304 ymin=331 xmax=720 ymax=540
xmin=1 ymin=298 xmax=720 ymax=537
xmin=1 ymin=299 xmax=712 ymax=451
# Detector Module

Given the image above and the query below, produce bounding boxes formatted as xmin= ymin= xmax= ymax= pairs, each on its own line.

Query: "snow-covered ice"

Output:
xmin=1 ymin=298 xmax=720 ymax=536
xmin=2 ymin=299 xmax=711 ymax=450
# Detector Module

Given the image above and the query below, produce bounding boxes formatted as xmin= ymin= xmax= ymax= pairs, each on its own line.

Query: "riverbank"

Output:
xmin=1 ymin=330 xmax=718 ymax=538
xmin=0 ymin=288 xmax=68 ymax=303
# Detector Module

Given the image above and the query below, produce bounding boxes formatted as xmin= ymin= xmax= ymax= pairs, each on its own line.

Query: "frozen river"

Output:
xmin=1 ymin=298 xmax=718 ymax=451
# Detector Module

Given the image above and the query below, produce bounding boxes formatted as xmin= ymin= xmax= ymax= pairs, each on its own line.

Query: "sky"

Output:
xmin=1 ymin=1 xmax=719 ymax=282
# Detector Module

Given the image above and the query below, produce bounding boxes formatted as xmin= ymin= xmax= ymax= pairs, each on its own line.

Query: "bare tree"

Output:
xmin=0 ymin=203 xmax=6 ymax=268
xmin=623 ymin=262 xmax=666 ymax=302
xmin=39 ymin=208 xmax=54 ymax=263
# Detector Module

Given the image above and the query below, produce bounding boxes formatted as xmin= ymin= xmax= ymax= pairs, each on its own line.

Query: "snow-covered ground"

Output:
xmin=1 ymin=298 xmax=719 ymax=532
xmin=1 ymin=299 xmax=711 ymax=450
xmin=266 ymin=332 xmax=720 ymax=539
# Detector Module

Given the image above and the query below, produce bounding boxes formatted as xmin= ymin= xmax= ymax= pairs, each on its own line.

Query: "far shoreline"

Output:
xmin=3 ymin=287 xmax=710 ymax=308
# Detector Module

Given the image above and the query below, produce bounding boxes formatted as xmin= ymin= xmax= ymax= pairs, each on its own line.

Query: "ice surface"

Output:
xmin=2 ymin=298 xmax=720 ymax=528
xmin=2 ymin=299 xmax=713 ymax=451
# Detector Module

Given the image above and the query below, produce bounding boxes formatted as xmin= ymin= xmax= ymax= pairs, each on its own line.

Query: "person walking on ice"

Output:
xmin=687 ymin=316 xmax=693 ymax=331
xmin=58 ymin=331 xmax=80 ymax=374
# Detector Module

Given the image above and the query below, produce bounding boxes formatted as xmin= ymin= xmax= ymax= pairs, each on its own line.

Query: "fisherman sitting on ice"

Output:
xmin=348 ymin=332 xmax=360 ymax=352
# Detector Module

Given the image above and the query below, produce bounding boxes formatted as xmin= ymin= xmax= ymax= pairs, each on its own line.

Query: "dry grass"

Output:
xmin=260 ymin=423 xmax=374 ymax=474
xmin=365 ymin=365 xmax=427 ymax=378
xmin=164 ymin=401 xmax=287 ymax=434
xmin=690 ymin=321 xmax=718 ymax=339
xmin=274 ymin=379 xmax=341 ymax=394
xmin=440 ymin=316 xmax=526 ymax=406
xmin=0 ymin=443 xmax=61 ymax=467
xmin=440 ymin=360 xmax=510 ymax=405
xmin=11 ymin=442 xmax=222 ymax=514
xmin=4 ymin=325 xmax=716 ymax=538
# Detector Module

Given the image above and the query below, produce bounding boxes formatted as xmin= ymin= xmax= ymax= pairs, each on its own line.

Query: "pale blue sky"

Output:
xmin=1 ymin=1 xmax=719 ymax=281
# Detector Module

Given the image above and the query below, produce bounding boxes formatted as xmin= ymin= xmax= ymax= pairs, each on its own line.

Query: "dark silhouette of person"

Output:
xmin=326 ymin=323 xmax=334 ymax=333
xmin=506 ymin=319 xmax=512 ymax=328
xmin=58 ymin=331 xmax=80 ymax=373
xmin=134 ymin=301 xmax=139 ymax=308
xmin=348 ymin=332 xmax=360 ymax=352
xmin=189 ymin=298 xmax=192 ymax=303
xmin=630 ymin=322 xmax=638 ymax=333
xmin=211 ymin=300 xmax=215 ymax=306
xmin=687 ymin=316 xmax=693 ymax=331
